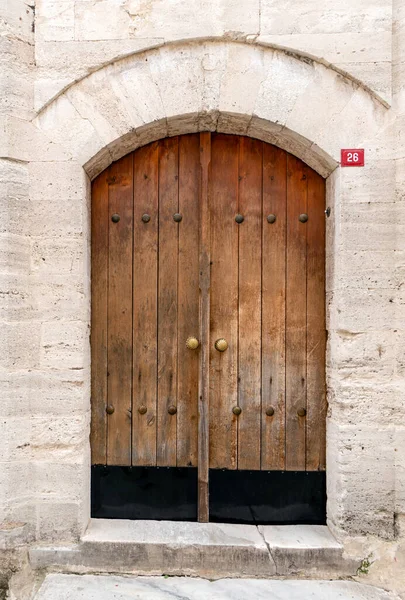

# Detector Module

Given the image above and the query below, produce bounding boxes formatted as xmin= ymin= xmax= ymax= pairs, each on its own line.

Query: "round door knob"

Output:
xmin=215 ymin=338 xmax=228 ymax=352
xmin=168 ymin=405 xmax=177 ymax=415
xmin=138 ymin=405 xmax=147 ymax=415
xmin=297 ymin=408 xmax=307 ymax=417
xmin=232 ymin=406 xmax=242 ymax=416
xmin=266 ymin=407 xmax=275 ymax=417
xmin=186 ymin=336 xmax=200 ymax=350
xmin=106 ymin=404 xmax=115 ymax=415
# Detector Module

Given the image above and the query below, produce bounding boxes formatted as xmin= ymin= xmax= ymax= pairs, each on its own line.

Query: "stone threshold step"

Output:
xmin=34 ymin=574 xmax=400 ymax=600
xmin=30 ymin=520 xmax=359 ymax=579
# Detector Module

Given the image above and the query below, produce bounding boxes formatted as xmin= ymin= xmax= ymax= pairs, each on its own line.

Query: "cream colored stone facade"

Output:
xmin=1 ymin=0 xmax=405 ymax=596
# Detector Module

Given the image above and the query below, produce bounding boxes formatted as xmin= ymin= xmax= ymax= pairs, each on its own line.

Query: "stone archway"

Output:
xmin=31 ymin=39 xmax=394 ymax=540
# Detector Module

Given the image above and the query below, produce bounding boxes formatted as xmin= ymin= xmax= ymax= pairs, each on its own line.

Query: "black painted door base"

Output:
xmin=91 ymin=466 xmax=326 ymax=525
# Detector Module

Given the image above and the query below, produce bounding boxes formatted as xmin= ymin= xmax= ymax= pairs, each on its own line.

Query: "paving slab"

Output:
xmin=34 ymin=574 xmax=399 ymax=600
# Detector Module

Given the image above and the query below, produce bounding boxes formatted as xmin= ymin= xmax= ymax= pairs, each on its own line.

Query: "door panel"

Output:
xmin=261 ymin=144 xmax=287 ymax=470
xmin=177 ymin=134 xmax=200 ymax=467
xmin=107 ymin=155 xmax=133 ymax=466
xmin=91 ymin=133 xmax=327 ymax=494
xmin=209 ymin=134 xmax=239 ymax=470
xmin=157 ymin=137 xmax=179 ymax=466
xmin=132 ymin=142 xmax=159 ymax=467
xmin=237 ymin=137 xmax=262 ymax=470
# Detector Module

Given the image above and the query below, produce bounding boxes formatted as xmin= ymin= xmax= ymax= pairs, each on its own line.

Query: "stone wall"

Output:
xmin=0 ymin=0 xmax=404 ymax=578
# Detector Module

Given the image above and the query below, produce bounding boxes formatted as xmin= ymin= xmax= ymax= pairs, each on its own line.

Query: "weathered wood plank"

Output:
xmin=177 ymin=134 xmax=200 ymax=467
xmin=107 ymin=154 xmax=133 ymax=465
xmin=132 ymin=143 xmax=159 ymax=466
xmin=157 ymin=137 xmax=179 ymax=466
xmin=209 ymin=134 xmax=239 ymax=470
xmin=285 ymin=154 xmax=307 ymax=471
xmin=306 ymin=169 xmax=326 ymax=471
xmin=261 ymin=145 xmax=287 ymax=470
xmin=198 ymin=131 xmax=211 ymax=522
xmin=91 ymin=171 xmax=109 ymax=465
xmin=237 ymin=137 xmax=263 ymax=470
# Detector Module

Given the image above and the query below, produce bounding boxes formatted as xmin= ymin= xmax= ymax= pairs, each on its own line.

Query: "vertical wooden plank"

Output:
xmin=237 ymin=137 xmax=262 ymax=470
xmin=107 ymin=155 xmax=133 ymax=465
xmin=91 ymin=172 xmax=109 ymax=465
xmin=209 ymin=134 xmax=239 ymax=470
xmin=177 ymin=135 xmax=200 ymax=467
xmin=261 ymin=145 xmax=287 ymax=470
xmin=132 ymin=143 xmax=159 ymax=466
xmin=198 ymin=132 xmax=211 ymax=522
xmin=285 ymin=154 xmax=307 ymax=471
xmin=306 ymin=170 xmax=326 ymax=471
xmin=157 ymin=137 xmax=179 ymax=466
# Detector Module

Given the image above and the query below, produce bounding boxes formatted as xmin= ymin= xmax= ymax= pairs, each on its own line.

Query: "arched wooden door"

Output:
xmin=91 ymin=133 xmax=326 ymax=522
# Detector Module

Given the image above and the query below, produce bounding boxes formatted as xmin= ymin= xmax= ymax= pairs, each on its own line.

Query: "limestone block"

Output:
xmin=336 ymin=61 xmax=391 ymax=104
xmin=34 ymin=458 xmax=90 ymax=502
xmin=34 ymin=38 xmax=164 ymax=110
xmin=40 ymin=320 xmax=89 ymax=370
xmin=330 ymin=250 xmax=396 ymax=289
xmin=0 ymin=236 xmax=31 ymax=275
xmin=395 ymin=429 xmax=405 ymax=513
xmin=0 ymin=116 xmax=70 ymax=163
xmin=0 ymin=160 xmax=29 ymax=238
xmin=1 ymin=322 xmax=41 ymax=370
xmin=0 ymin=463 xmax=33 ymax=508
xmin=148 ymin=45 xmax=204 ymax=122
xmin=285 ymin=64 xmax=356 ymax=145
xmin=35 ymin=500 xmax=88 ymax=542
xmin=74 ymin=0 xmax=260 ymax=42
xmin=328 ymin=288 xmax=402 ymax=332
xmin=337 ymin=202 xmax=405 ymax=252
xmin=328 ymin=380 xmax=405 ymax=426
xmin=254 ymin=51 xmax=316 ymax=128
xmin=34 ymin=95 xmax=107 ymax=167
xmin=67 ymin=68 xmax=142 ymax=147
xmin=201 ymin=44 xmax=228 ymax=114
xmin=30 ymin=415 xmax=89 ymax=460
xmin=36 ymin=0 xmax=75 ymax=42
xmin=218 ymin=44 xmax=266 ymax=116
xmin=327 ymin=421 xmax=395 ymax=538
xmin=260 ymin=0 xmax=392 ymax=36
xmin=0 ymin=0 xmax=34 ymax=43
xmin=0 ymin=368 xmax=90 ymax=418
xmin=31 ymin=238 xmax=85 ymax=277
xmin=110 ymin=55 xmax=167 ymax=127
xmin=339 ymin=160 xmax=396 ymax=204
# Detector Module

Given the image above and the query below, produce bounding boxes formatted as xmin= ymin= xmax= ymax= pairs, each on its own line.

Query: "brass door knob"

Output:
xmin=215 ymin=338 xmax=228 ymax=352
xmin=106 ymin=404 xmax=115 ymax=415
xmin=232 ymin=406 xmax=242 ymax=416
xmin=186 ymin=337 xmax=200 ymax=350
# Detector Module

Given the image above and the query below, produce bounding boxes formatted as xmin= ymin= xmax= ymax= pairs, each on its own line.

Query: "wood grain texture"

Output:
xmin=306 ymin=169 xmax=326 ymax=471
xmin=177 ymin=134 xmax=200 ymax=467
xmin=132 ymin=143 xmax=159 ymax=466
xmin=261 ymin=145 xmax=287 ymax=470
xmin=157 ymin=137 xmax=179 ymax=466
xmin=285 ymin=154 xmax=307 ymax=471
xmin=91 ymin=171 xmax=109 ymax=465
xmin=198 ymin=132 xmax=211 ymax=522
xmin=209 ymin=134 xmax=239 ymax=470
xmin=107 ymin=154 xmax=133 ymax=465
xmin=237 ymin=137 xmax=263 ymax=470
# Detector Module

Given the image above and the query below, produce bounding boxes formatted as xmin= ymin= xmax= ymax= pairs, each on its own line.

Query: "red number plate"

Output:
xmin=341 ymin=149 xmax=365 ymax=167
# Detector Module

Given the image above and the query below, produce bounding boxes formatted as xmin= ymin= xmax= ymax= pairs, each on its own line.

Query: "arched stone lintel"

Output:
xmin=34 ymin=40 xmax=390 ymax=181
xmin=84 ymin=112 xmax=337 ymax=181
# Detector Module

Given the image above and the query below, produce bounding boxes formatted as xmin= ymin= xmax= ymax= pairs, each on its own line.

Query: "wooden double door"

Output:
xmin=91 ymin=133 xmax=326 ymax=521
